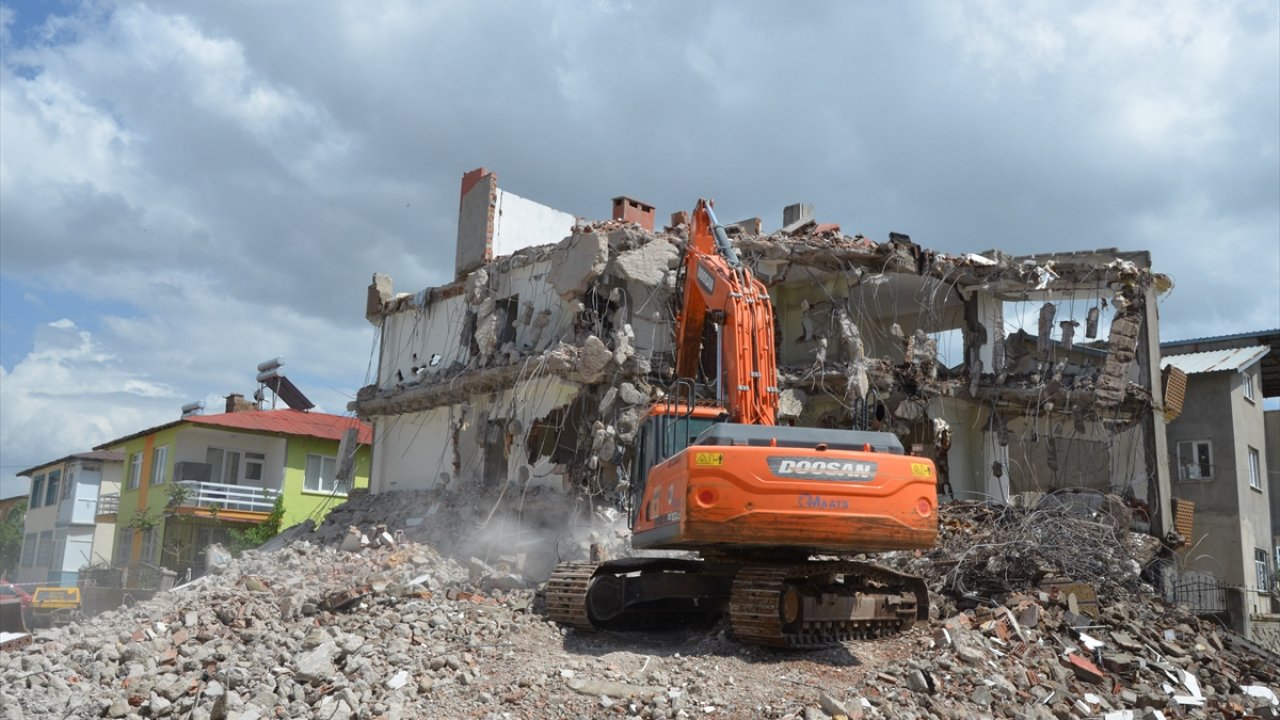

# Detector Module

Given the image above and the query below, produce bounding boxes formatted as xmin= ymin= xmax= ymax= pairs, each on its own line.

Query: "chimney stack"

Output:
xmin=225 ymin=393 xmax=256 ymax=413
xmin=612 ymin=196 xmax=655 ymax=231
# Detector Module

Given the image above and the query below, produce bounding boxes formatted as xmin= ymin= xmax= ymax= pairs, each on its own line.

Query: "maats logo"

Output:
xmin=767 ymin=457 xmax=877 ymax=481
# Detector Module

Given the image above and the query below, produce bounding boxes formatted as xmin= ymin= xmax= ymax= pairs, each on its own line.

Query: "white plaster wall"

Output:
xmin=378 ymin=258 xmax=579 ymax=391
xmin=61 ymin=528 xmax=94 ymax=573
xmin=372 ymin=376 xmax=580 ymax=493
xmin=173 ymin=427 xmax=287 ymax=490
xmin=492 ymin=190 xmax=575 ymax=258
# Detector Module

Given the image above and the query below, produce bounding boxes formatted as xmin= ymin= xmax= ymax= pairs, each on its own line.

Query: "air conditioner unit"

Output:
xmin=174 ymin=462 xmax=212 ymax=483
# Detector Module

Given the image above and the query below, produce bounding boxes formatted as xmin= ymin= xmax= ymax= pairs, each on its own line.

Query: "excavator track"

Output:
xmin=544 ymin=561 xmax=598 ymax=631
xmin=729 ymin=561 xmax=927 ymax=648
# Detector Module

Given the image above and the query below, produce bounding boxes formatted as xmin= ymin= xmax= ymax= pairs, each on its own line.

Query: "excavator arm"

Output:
xmin=673 ymin=200 xmax=779 ymax=426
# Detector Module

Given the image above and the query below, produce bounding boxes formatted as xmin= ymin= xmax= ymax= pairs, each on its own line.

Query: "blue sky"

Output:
xmin=1 ymin=0 xmax=1278 ymax=499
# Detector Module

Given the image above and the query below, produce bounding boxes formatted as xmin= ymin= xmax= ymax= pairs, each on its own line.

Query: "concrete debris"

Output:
xmin=358 ymin=212 xmax=1173 ymax=534
xmin=4 ymin=495 xmax=1277 ymax=720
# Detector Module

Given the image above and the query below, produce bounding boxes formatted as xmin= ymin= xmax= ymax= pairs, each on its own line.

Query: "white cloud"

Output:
xmin=0 ymin=0 xmax=1275 ymax=500
xmin=0 ymin=320 xmax=178 ymax=490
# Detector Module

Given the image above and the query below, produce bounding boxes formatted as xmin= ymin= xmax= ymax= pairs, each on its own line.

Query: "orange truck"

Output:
xmin=547 ymin=200 xmax=938 ymax=648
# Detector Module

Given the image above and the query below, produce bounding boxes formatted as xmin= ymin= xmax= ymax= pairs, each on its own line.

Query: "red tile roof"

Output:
xmin=186 ymin=410 xmax=372 ymax=444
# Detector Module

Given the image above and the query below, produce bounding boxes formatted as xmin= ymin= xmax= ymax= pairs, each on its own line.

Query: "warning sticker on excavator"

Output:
xmin=695 ymin=452 xmax=724 ymax=466
xmin=911 ymin=463 xmax=932 ymax=478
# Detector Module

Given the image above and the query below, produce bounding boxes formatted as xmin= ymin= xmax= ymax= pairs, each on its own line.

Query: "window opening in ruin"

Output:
xmin=481 ymin=420 xmax=510 ymax=490
xmin=1175 ymin=440 xmax=1213 ymax=481
xmin=495 ymin=295 xmax=519 ymax=349
xmin=526 ymin=407 xmax=581 ymax=466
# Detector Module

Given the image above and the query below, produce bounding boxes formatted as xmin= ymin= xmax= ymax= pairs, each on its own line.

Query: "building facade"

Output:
xmin=1163 ymin=346 xmax=1274 ymax=619
xmin=94 ymin=398 xmax=372 ymax=584
xmin=15 ymin=452 xmax=123 ymax=587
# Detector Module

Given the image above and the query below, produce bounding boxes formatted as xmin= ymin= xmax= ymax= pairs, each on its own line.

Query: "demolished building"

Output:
xmin=351 ymin=168 xmax=1178 ymax=577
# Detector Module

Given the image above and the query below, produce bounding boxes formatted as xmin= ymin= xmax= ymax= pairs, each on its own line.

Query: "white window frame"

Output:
xmin=21 ymin=533 xmax=36 ymax=567
xmin=1257 ymin=549 xmax=1271 ymax=592
xmin=51 ymin=530 xmax=67 ymax=570
xmin=140 ymin=527 xmax=157 ymax=566
xmin=243 ymin=452 xmax=266 ymax=485
xmin=304 ymin=453 xmax=347 ymax=495
xmin=206 ymin=446 xmax=243 ymax=485
xmin=35 ymin=530 xmax=53 ymax=566
xmin=29 ymin=474 xmax=44 ymax=509
xmin=44 ymin=470 xmax=61 ymax=507
xmin=127 ymin=452 xmax=142 ymax=490
xmin=1242 ymin=369 xmax=1256 ymax=402
xmin=1176 ymin=440 xmax=1214 ymax=481
xmin=1248 ymin=447 xmax=1262 ymax=491
xmin=62 ymin=468 xmax=76 ymax=500
xmin=113 ymin=527 xmax=132 ymax=566
xmin=151 ymin=445 xmax=168 ymax=486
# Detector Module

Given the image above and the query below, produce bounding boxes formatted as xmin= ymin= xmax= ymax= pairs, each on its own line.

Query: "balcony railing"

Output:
xmin=96 ymin=493 xmax=120 ymax=516
xmin=171 ymin=481 xmax=280 ymax=514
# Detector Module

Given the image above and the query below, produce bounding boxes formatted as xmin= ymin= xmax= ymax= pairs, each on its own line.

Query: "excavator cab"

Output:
xmin=629 ymin=407 xmax=722 ymax=529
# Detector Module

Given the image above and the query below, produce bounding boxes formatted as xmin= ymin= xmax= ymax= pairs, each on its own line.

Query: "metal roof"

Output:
xmin=94 ymin=409 xmax=371 ymax=451
xmin=1162 ymin=329 xmax=1280 ymax=397
xmin=187 ymin=410 xmax=370 ymax=444
xmin=15 ymin=450 xmax=126 ymax=478
xmin=1160 ymin=345 xmax=1270 ymax=375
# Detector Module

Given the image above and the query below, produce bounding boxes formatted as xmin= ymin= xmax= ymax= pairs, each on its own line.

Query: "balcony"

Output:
xmin=167 ymin=481 xmax=281 ymax=524
xmin=95 ymin=493 xmax=120 ymax=521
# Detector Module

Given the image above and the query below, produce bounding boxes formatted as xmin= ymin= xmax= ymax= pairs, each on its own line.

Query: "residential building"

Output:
xmin=14 ymin=451 xmax=123 ymax=587
xmin=93 ymin=396 xmax=372 ymax=583
xmin=1163 ymin=344 xmax=1274 ymax=626
xmin=350 ymin=169 xmax=1179 ymax=581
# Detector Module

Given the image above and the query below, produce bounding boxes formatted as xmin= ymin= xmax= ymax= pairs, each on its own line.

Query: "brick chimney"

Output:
xmin=225 ymin=393 xmax=256 ymax=413
xmin=612 ymin=196 xmax=655 ymax=231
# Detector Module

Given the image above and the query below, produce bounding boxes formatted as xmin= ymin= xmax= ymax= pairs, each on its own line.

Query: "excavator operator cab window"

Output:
xmin=629 ymin=413 xmax=716 ymax=528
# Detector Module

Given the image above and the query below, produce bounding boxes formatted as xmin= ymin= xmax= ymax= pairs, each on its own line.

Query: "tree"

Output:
xmin=0 ymin=500 xmax=28 ymax=578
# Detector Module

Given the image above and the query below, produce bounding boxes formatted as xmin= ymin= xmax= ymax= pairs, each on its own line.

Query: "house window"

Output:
xmin=35 ymin=530 xmax=54 ymax=566
xmin=140 ymin=528 xmax=157 ymax=566
xmin=21 ymin=533 xmax=36 ymax=567
xmin=51 ymin=530 xmax=67 ymax=569
xmin=127 ymin=453 xmax=142 ymax=490
xmin=1242 ymin=370 xmax=1256 ymax=402
xmin=113 ymin=528 xmax=132 ymax=566
xmin=45 ymin=470 xmax=61 ymax=507
xmin=1258 ymin=549 xmax=1272 ymax=592
xmin=62 ymin=469 xmax=76 ymax=500
xmin=151 ymin=446 xmax=168 ymax=485
xmin=30 ymin=474 xmax=44 ymax=509
xmin=1176 ymin=440 xmax=1213 ymax=480
xmin=207 ymin=447 xmax=242 ymax=485
xmin=244 ymin=452 xmax=265 ymax=484
xmin=1248 ymin=447 xmax=1262 ymax=491
xmin=304 ymin=454 xmax=348 ymax=494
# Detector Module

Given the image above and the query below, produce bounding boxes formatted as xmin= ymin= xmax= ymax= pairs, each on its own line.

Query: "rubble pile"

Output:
xmin=295 ymin=486 xmax=631 ymax=583
xmin=888 ymin=500 xmax=1163 ymax=607
xmin=3 ymin=522 xmax=1278 ymax=719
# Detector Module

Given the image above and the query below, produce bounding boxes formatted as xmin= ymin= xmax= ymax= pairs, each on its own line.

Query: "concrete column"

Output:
xmin=1138 ymin=280 xmax=1174 ymax=539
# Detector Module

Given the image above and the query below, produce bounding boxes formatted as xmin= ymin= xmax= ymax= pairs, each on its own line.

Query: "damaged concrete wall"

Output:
xmin=358 ymin=188 xmax=1178 ymax=560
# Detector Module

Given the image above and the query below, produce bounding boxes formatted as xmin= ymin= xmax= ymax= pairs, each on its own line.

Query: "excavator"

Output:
xmin=546 ymin=200 xmax=938 ymax=648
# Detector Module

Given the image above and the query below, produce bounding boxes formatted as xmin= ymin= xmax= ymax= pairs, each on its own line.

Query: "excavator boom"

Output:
xmin=547 ymin=199 xmax=939 ymax=648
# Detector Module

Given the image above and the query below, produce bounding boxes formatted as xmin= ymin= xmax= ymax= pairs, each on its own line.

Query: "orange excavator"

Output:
xmin=546 ymin=200 xmax=938 ymax=647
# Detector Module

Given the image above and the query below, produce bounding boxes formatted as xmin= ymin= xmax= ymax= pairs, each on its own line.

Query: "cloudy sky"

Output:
xmin=1 ymin=0 xmax=1277 ymax=498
